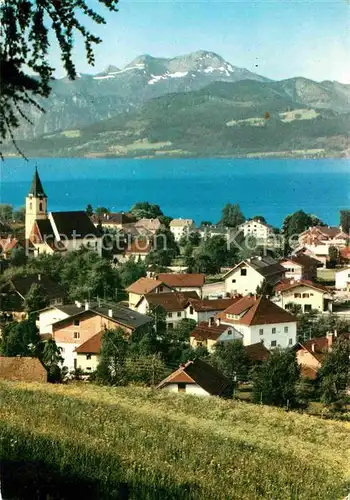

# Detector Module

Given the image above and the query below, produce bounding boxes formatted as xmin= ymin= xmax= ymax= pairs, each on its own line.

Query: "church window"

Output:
xmin=29 ymin=202 xmax=32 ymax=210
xmin=39 ymin=202 xmax=43 ymax=211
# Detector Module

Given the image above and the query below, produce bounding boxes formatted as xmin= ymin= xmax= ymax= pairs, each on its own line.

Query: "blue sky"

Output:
xmin=52 ymin=0 xmax=350 ymax=82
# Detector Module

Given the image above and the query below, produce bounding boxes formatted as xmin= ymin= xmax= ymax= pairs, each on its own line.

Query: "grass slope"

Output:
xmin=0 ymin=382 xmax=349 ymax=499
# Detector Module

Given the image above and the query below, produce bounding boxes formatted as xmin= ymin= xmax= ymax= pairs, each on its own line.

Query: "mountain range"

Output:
xmin=5 ymin=50 xmax=350 ymax=158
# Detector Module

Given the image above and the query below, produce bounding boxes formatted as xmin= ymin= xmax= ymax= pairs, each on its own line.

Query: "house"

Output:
xmin=75 ymin=331 xmax=103 ymax=373
xmin=244 ymin=342 xmax=270 ymax=363
xmin=0 ymin=357 xmax=47 ymax=382
xmin=124 ymin=238 xmax=152 ymax=262
xmin=185 ymin=297 xmax=240 ymax=323
xmin=238 ymin=219 xmax=274 ymax=242
xmin=0 ymin=238 xmax=24 ymax=259
xmin=216 ymin=295 xmax=297 ymax=349
xmin=280 ymin=254 xmax=319 ymax=281
xmin=224 ymin=257 xmax=285 ymax=296
xmin=202 ymin=281 xmax=226 ymax=299
xmin=169 ymin=219 xmax=196 ymax=242
xmin=134 ymin=218 xmax=163 ymax=235
xmin=135 ymin=291 xmax=199 ymax=329
xmin=340 ymin=247 xmax=350 ymax=264
xmin=157 ymin=273 xmax=205 ymax=298
xmin=25 ymin=167 xmax=103 ymax=256
xmin=190 ymin=319 xmax=243 ymax=352
xmin=294 ymin=335 xmax=333 ymax=379
xmin=43 ymin=302 xmax=152 ymax=370
xmin=335 ymin=267 xmax=350 ymax=291
xmin=157 ymin=358 xmax=232 ymax=397
xmin=197 ymin=224 xmax=229 ymax=240
xmin=0 ymin=274 xmax=65 ymax=320
xmin=126 ymin=277 xmax=173 ymax=309
xmin=275 ymin=280 xmax=332 ymax=313
xmin=297 ymin=226 xmax=348 ymax=266
xmin=91 ymin=212 xmax=136 ymax=230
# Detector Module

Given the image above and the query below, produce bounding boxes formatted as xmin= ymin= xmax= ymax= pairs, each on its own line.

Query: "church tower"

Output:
xmin=25 ymin=167 xmax=48 ymax=239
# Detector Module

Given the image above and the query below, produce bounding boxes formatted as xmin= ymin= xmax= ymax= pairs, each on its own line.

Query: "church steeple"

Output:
xmin=28 ymin=166 xmax=47 ymax=198
xmin=25 ymin=167 xmax=48 ymax=239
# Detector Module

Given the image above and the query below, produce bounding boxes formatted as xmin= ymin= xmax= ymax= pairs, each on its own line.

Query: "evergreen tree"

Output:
xmin=130 ymin=202 xmax=163 ymax=220
xmin=219 ymin=203 xmax=245 ymax=228
xmin=1 ymin=317 xmax=42 ymax=357
xmin=25 ymin=283 xmax=48 ymax=313
xmin=211 ymin=341 xmax=251 ymax=384
xmin=96 ymin=328 xmax=129 ymax=386
xmin=85 ymin=204 xmax=94 ymax=217
xmin=318 ymin=337 xmax=350 ymax=406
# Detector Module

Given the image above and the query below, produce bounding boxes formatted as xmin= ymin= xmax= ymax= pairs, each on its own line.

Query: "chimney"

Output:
xmin=37 ymin=273 xmax=41 ymax=281
xmin=311 ymin=343 xmax=315 ymax=352
xmin=85 ymin=301 xmax=89 ymax=311
xmin=108 ymin=308 xmax=113 ymax=318
xmin=75 ymin=300 xmax=82 ymax=308
xmin=326 ymin=332 xmax=333 ymax=350
xmin=215 ymin=317 xmax=221 ymax=326
xmin=208 ymin=317 xmax=214 ymax=327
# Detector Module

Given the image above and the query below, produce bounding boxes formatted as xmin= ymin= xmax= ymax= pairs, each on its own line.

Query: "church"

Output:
xmin=25 ymin=168 xmax=102 ymax=256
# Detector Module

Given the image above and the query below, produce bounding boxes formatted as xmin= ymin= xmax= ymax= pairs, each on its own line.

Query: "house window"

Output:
xmin=178 ymin=383 xmax=186 ymax=393
xmin=259 ymin=328 xmax=264 ymax=335
xmin=86 ymin=367 xmax=91 ymax=371
xmin=302 ymin=293 xmax=310 ymax=298
xmin=241 ymin=268 xmax=247 ymax=276
xmin=167 ymin=312 xmax=173 ymax=318
xmin=73 ymin=319 xmax=80 ymax=326
xmin=294 ymin=293 xmax=301 ymax=298
xmin=177 ymin=312 xmax=181 ymax=317
xmin=227 ymin=330 xmax=232 ymax=335
xmin=86 ymin=354 xmax=91 ymax=360
xmin=159 ymin=286 xmax=164 ymax=292
xmin=288 ymin=339 xmax=293 ymax=345
xmin=272 ymin=327 xmax=276 ymax=334
xmin=271 ymin=340 xmax=277 ymax=347
xmin=190 ymin=306 xmax=194 ymax=315
xmin=73 ymin=331 xmax=80 ymax=339
xmin=231 ymin=279 xmax=236 ymax=283
xmin=168 ymin=323 xmax=174 ymax=329
xmin=284 ymin=326 xmax=289 ymax=333
xmin=304 ymin=304 xmax=312 ymax=312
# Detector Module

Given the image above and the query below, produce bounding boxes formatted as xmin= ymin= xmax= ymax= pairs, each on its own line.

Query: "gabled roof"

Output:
xmin=217 ymin=295 xmax=297 ymax=326
xmin=50 ymin=211 xmax=101 ymax=239
xmin=0 ymin=274 xmax=66 ymax=301
xmin=157 ymin=359 xmax=232 ymax=397
xmin=340 ymin=247 xmax=350 ymax=261
xmin=143 ymin=291 xmax=199 ymax=312
xmin=300 ymin=226 xmax=348 ymax=239
xmin=280 ymin=254 xmax=320 ymax=268
xmin=224 ymin=257 xmax=285 ymax=280
xmin=275 ymin=279 xmax=329 ymax=294
xmin=0 ymin=238 xmax=21 ymax=253
xmin=125 ymin=238 xmax=152 ymax=255
xmin=187 ymin=297 xmax=240 ymax=312
xmin=33 ymin=220 xmax=66 ymax=251
xmin=190 ymin=321 xmax=236 ymax=341
xmin=170 ymin=219 xmax=194 ymax=227
xmin=126 ymin=277 xmax=165 ymax=295
xmin=75 ymin=331 xmax=103 ymax=354
xmin=0 ymin=356 xmax=47 ymax=382
xmin=244 ymin=342 xmax=270 ymax=362
xmin=28 ymin=167 xmax=46 ymax=197
xmin=134 ymin=218 xmax=162 ymax=231
xmin=158 ymin=273 xmax=205 ymax=288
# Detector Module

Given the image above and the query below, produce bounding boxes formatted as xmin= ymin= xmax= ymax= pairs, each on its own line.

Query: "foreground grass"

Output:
xmin=0 ymin=382 xmax=349 ymax=499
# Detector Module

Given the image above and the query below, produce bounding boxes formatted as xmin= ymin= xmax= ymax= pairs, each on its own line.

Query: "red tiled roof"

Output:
xmin=191 ymin=321 xmax=232 ymax=341
xmin=158 ymin=273 xmax=205 ymax=288
xmin=217 ymin=295 xmax=297 ymax=326
xmin=340 ymin=247 xmax=350 ymax=261
xmin=157 ymin=359 xmax=232 ymax=397
xmin=0 ymin=238 xmax=20 ymax=252
xmin=301 ymin=226 xmax=346 ymax=239
xmin=144 ymin=291 xmax=199 ymax=311
xmin=275 ymin=279 xmax=329 ymax=293
xmin=126 ymin=277 xmax=164 ymax=295
xmin=125 ymin=238 xmax=152 ymax=255
xmin=75 ymin=332 xmax=103 ymax=354
xmin=187 ymin=296 xmax=240 ymax=313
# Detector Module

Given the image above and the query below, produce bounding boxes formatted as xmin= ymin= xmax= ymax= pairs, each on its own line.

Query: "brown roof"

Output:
xmin=301 ymin=226 xmax=347 ymax=240
xmin=125 ymin=238 xmax=152 ymax=255
xmin=187 ymin=297 xmax=240 ymax=313
xmin=144 ymin=291 xmax=199 ymax=312
xmin=91 ymin=212 xmax=136 ymax=225
xmin=275 ymin=279 xmax=329 ymax=293
xmin=281 ymin=254 xmax=319 ymax=268
xmin=217 ymin=295 xmax=297 ymax=326
xmin=0 ymin=357 xmax=47 ymax=382
xmin=126 ymin=277 xmax=165 ymax=295
xmin=340 ymin=247 xmax=350 ymax=261
xmin=244 ymin=342 xmax=270 ymax=362
xmin=157 ymin=359 xmax=232 ymax=397
xmin=158 ymin=273 xmax=205 ymax=288
xmin=76 ymin=331 xmax=103 ymax=354
xmin=224 ymin=257 xmax=285 ymax=281
xmin=191 ymin=321 xmax=232 ymax=341
xmin=0 ymin=238 xmax=20 ymax=253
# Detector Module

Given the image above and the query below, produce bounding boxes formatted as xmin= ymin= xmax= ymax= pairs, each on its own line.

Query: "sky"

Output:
xmin=51 ymin=0 xmax=349 ymax=83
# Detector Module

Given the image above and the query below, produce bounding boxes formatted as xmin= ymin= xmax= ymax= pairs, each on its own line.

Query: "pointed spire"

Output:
xmin=28 ymin=166 xmax=46 ymax=197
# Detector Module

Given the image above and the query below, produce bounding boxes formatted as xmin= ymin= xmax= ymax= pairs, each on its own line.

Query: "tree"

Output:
xmin=9 ymin=247 xmax=27 ymax=267
xmin=190 ymin=235 xmax=237 ymax=274
xmin=119 ymin=258 xmax=147 ymax=289
xmin=0 ymin=317 xmax=42 ymax=357
xmin=282 ymin=211 xmax=321 ymax=253
xmin=211 ymin=340 xmax=251 ymax=384
xmin=1 ymin=0 xmax=119 ymax=155
xmin=95 ymin=206 xmax=110 ymax=217
xmin=24 ymin=283 xmax=49 ymax=313
xmin=328 ymin=246 xmax=339 ymax=268
xmin=251 ymin=216 xmax=266 ymax=223
xmin=340 ymin=210 xmax=350 ymax=234
xmin=13 ymin=206 xmax=26 ymax=223
xmin=218 ymin=203 xmax=245 ymax=228
xmin=41 ymin=338 xmax=64 ymax=383
xmin=200 ymin=221 xmax=213 ymax=227
xmin=318 ymin=337 xmax=350 ymax=406
xmin=96 ymin=328 xmax=129 ymax=386
xmin=85 ymin=204 xmax=94 ymax=217
xmin=130 ymin=202 xmax=163 ymax=220
xmin=252 ymin=349 xmax=300 ymax=407
xmin=0 ymin=204 xmax=13 ymax=222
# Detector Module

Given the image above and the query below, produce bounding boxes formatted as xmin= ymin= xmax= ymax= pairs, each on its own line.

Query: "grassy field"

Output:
xmin=0 ymin=382 xmax=349 ymax=499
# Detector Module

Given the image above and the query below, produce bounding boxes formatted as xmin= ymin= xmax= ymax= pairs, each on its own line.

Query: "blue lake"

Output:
xmin=0 ymin=157 xmax=349 ymax=227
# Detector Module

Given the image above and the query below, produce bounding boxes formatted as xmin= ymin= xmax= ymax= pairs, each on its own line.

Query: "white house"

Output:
xmin=169 ymin=219 xmax=196 ymax=242
xmin=185 ymin=297 xmax=239 ymax=324
xmin=238 ymin=219 xmax=274 ymax=241
xmin=158 ymin=273 xmax=205 ymax=298
xmin=280 ymin=254 xmax=318 ymax=281
xmin=126 ymin=277 xmax=173 ymax=310
xmin=157 ymin=358 xmax=232 ymax=397
xmin=275 ymin=280 xmax=333 ymax=313
xmin=190 ymin=318 xmax=243 ymax=352
xmin=224 ymin=257 xmax=285 ymax=296
xmin=216 ymin=295 xmax=297 ymax=349
xmin=335 ymin=267 xmax=350 ymax=291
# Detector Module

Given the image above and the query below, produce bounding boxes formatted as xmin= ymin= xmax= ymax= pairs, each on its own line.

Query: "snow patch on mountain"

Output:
xmin=148 ymin=71 xmax=189 ymax=85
